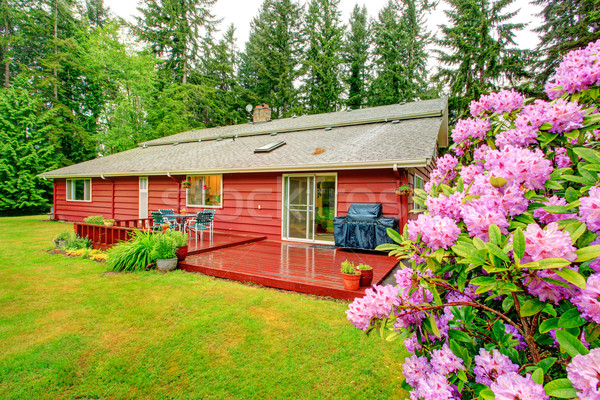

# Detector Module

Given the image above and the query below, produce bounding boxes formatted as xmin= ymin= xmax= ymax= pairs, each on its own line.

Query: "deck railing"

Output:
xmin=74 ymin=218 xmax=153 ymax=250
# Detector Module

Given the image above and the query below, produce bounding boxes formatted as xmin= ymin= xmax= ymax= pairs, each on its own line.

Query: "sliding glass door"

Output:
xmin=283 ymin=174 xmax=336 ymax=243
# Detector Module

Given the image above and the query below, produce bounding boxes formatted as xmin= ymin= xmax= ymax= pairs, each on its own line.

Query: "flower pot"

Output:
xmin=182 ymin=183 xmax=191 ymax=189
xmin=395 ymin=188 xmax=413 ymax=197
xmin=359 ymin=269 xmax=373 ymax=287
xmin=156 ymin=258 xmax=178 ymax=272
xmin=342 ymin=273 xmax=361 ymax=290
xmin=176 ymin=245 xmax=188 ymax=261
xmin=103 ymin=221 xmax=114 ymax=227
xmin=162 ymin=226 xmax=168 ymax=233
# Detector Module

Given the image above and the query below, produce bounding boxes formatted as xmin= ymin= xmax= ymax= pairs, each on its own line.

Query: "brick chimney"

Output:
xmin=253 ymin=103 xmax=271 ymax=123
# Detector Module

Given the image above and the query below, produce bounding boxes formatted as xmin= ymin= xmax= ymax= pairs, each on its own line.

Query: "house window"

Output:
xmin=66 ymin=179 xmax=91 ymax=201
xmin=187 ymin=175 xmax=222 ymax=207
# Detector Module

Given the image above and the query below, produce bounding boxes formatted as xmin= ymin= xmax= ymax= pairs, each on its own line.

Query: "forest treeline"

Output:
xmin=0 ymin=0 xmax=598 ymax=213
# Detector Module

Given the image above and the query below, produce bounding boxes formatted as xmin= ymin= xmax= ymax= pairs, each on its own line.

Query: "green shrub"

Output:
xmin=357 ymin=263 xmax=372 ymax=271
xmin=150 ymin=234 xmax=177 ymax=260
xmin=54 ymin=230 xmax=72 ymax=242
xmin=84 ymin=216 xmax=105 ymax=225
xmin=54 ymin=230 xmax=91 ymax=250
xmin=107 ymin=230 xmax=156 ymax=272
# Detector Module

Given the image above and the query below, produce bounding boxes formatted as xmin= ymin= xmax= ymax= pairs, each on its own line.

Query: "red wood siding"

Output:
xmin=54 ymin=168 xmax=411 ymax=239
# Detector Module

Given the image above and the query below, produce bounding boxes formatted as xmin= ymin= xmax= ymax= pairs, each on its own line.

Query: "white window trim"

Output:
xmin=185 ymin=174 xmax=224 ymax=209
xmin=66 ymin=178 xmax=92 ymax=202
xmin=413 ymin=173 xmax=425 ymax=210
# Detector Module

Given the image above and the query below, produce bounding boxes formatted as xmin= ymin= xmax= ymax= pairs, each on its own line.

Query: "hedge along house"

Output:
xmin=40 ymin=98 xmax=448 ymax=244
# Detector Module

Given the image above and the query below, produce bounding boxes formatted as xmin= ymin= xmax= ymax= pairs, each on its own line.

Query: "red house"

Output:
xmin=41 ymin=99 xmax=448 ymax=244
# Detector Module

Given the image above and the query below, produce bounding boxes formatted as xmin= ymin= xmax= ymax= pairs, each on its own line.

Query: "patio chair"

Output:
xmin=159 ymin=208 xmax=181 ymax=230
xmin=151 ymin=211 xmax=177 ymax=231
xmin=203 ymin=209 xmax=216 ymax=236
xmin=187 ymin=210 xmax=214 ymax=244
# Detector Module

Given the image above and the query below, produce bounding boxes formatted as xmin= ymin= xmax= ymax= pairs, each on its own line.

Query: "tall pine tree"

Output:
xmin=534 ymin=0 xmax=600 ymax=86
xmin=239 ymin=0 xmax=304 ymax=118
xmin=435 ymin=0 xmax=533 ymax=120
xmin=369 ymin=0 xmax=432 ymax=106
xmin=134 ymin=0 xmax=218 ymax=85
xmin=302 ymin=0 xmax=344 ymax=114
xmin=343 ymin=4 xmax=371 ymax=110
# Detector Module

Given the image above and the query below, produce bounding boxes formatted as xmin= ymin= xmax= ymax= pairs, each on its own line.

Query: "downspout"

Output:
xmin=52 ymin=179 xmax=57 ymax=220
xmin=392 ymin=164 xmax=407 ymax=229
xmin=101 ymin=174 xmax=115 ymax=219
xmin=167 ymin=172 xmax=182 ymax=212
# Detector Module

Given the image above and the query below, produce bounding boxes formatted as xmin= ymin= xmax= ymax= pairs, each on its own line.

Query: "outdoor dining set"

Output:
xmin=150 ymin=209 xmax=215 ymax=243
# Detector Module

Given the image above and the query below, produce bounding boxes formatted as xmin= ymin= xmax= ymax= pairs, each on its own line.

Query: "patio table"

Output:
xmin=170 ymin=214 xmax=197 ymax=233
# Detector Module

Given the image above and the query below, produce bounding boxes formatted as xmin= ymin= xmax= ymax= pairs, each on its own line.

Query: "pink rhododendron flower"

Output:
xmin=533 ymin=196 xmax=578 ymax=224
xmin=545 ymin=39 xmax=600 ymax=98
xmin=426 ymin=154 xmax=460 ymax=192
xmin=403 ymin=355 xmax=432 ymax=387
xmin=451 ymin=117 xmax=490 ymax=144
xmin=495 ymin=127 xmax=539 ymax=148
xmin=491 ymin=372 xmax=548 ymax=400
xmin=484 ymin=146 xmax=553 ymax=190
xmin=474 ymin=348 xmax=519 ymax=386
xmin=501 ymin=183 xmax=529 ymax=216
xmin=461 ymin=196 xmax=509 ymax=241
xmin=427 ymin=192 xmax=464 ymax=221
xmin=505 ymin=325 xmax=527 ymax=351
xmin=544 ymin=99 xmax=586 ymax=133
xmin=567 ymin=348 xmax=600 ymax=399
xmin=346 ymin=285 xmax=400 ymax=331
xmin=470 ymin=89 xmax=525 ymax=116
xmin=409 ymin=372 xmax=457 ymax=400
xmin=473 ymin=144 xmax=491 ymax=163
xmin=553 ymin=147 xmax=573 ymax=168
xmin=572 ymin=273 xmax=600 ymax=324
xmin=580 ymin=186 xmax=600 ymax=232
xmin=459 ymin=164 xmax=483 ymax=185
xmin=408 ymin=214 xmax=461 ymax=250
xmin=522 ymin=223 xmax=577 ymax=263
xmin=527 ymin=268 xmax=578 ymax=304
xmin=430 ymin=343 xmax=465 ymax=376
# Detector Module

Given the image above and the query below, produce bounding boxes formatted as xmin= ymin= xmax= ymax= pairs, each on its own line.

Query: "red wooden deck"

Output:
xmin=180 ymin=238 xmax=398 ymax=300
xmin=186 ymin=231 xmax=267 ymax=255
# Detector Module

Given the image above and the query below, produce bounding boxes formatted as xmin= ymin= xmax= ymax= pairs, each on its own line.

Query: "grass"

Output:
xmin=0 ymin=215 xmax=407 ymax=399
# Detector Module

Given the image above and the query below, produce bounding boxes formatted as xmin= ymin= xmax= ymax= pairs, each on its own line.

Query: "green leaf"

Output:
xmin=488 ymin=224 xmax=502 ymax=244
xmin=478 ymin=388 xmax=495 ymax=400
xmin=448 ymin=329 xmax=472 ymax=343
xmin=544 ymin=379 xmax=578 ymax=398
xmin=429 ymin=312 xmax=441 ymax=338
xmin=539 ymin=122 xmax=553 ymax=130
xmin=520 ymin=298 xmax=545 ymax=317
xmin=573 ymin=146 xmax=600 ymax=164
xmin=575 ymin=245 xmax=600 ymax=262
xmin=470 ymin=276 xmax=498 ymax=286
xmin=555 ymin=268 xmax=587 ymax=289
xmin=531 ymin=368 xmax=544 ymax=385
xmin=558 ymin=308 xmax=587 ymax=329
xmin=539 ymin=318 xmax=559 ymax=333
xmin=486 ymin=242 xmax=510 ymax=262
xmin=543 ymin=205 xmax=570 ymax=213
xmin=565 ymin=187 xmax=579 ymax=203
xmin=502 ymin=296 xmax=514 ymax=312
xmin=536 ymin=357 xmax=557 ymax=374
xmin=513 ymin=228 xmax=525 ymax=260
xmin=555 ymin=330 xmax=589 ymax=357
xmin=519 ymin=258 xmax=572 ymax=270
xmin=375 ymin=243 xmax=399 ymax=252
xmin=387 ymin=228 xmax=404 ymax=245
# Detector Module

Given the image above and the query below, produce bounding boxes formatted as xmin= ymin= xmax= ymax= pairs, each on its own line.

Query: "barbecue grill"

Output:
xmin=333 ymin=203 xmax=399 ymax=250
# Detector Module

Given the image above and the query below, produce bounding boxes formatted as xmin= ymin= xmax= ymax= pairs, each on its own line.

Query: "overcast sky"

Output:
xmin=105 ymin=0 xmax=543 ymax=52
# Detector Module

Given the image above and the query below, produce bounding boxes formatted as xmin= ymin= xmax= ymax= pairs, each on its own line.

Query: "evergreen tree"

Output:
xmin=343 ymin=4 xmax=371 ymax=109
xmin=134 ymin=0 xmax=218 ymax=85
xmin=369 ymin=0 xmax=433 ymax=106
xmin=435 ymin=0 xmax=533 ymax=121
xmin=0 ymin=77 xmax=57 ymax=213
xmin=534 ymin=0 xmax=600 ymax=86
xmin=302 ymin=0 xmax=344 ymax=114
xmin=239 ymin=0 xmax=304 ymax=118
xmin=85 ymin=0 xmax=110 ymax=28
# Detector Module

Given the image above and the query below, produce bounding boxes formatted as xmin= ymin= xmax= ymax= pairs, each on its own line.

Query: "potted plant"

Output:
xmin=395 ymin=184 xmax=413 ymax=196
xmin=182 ymin=180 xmax=191 ymax=189
xmin=357 ymin=263 xmax=373 ymax=287
xmin=151 ymin=234 xmax=178 ymax=272
xmin=84 ymin=215 xmax=104 ymax=225
xmin=168 ymin=230 xmax=189 ymax=261
xmin=340 ymin=260 xmax=361 ymax=290
xmin=103 ymin=219 xmax=115 ymax=227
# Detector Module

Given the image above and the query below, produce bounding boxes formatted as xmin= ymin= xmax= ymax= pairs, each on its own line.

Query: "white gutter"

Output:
xmin=39 ymin=159 xmax=431 ymax=179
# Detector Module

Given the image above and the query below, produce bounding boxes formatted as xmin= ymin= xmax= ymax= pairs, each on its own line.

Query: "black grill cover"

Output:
xmin=334 ymin=204 xmax=399 ymax=250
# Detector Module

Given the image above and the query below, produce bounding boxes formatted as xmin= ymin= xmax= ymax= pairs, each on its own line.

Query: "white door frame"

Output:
xmin=139 ymin=177 xmax=149 ymax=219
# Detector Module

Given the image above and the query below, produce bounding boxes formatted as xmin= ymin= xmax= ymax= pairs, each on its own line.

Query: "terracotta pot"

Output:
xmin=359 ymin=269 xmax=373 ymax=287
xmin=162 ymin=226 xmax=168 ymax=233
xmin=156 ymin=258 xmax=178 ymax=272
xmin=342 ymin=273 xmax=361 ymax=290
xmin=103 ymin=221 xmax=114 ymax=227
xmin=395 ymin=188 xmax=413 ymax=196
xmin=176 ymin=245 xmax=188 ymax=261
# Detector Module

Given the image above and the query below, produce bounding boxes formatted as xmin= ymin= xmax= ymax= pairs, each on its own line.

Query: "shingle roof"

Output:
xmin=41 ymin=98 xmax=448 ymax=178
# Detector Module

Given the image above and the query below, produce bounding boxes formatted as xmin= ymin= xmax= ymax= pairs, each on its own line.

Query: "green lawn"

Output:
xmin=0 ymin=216 xmax=407 ymax=399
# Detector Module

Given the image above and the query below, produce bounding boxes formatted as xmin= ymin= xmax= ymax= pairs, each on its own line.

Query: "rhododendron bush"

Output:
xmin=347 ymin=40 xmax=600 ymax=400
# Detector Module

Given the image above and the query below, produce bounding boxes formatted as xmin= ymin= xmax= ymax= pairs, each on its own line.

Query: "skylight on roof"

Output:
xmin=254 ymin=140 xmax=286 ymax=153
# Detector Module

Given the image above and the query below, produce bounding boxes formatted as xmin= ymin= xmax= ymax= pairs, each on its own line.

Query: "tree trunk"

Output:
xmin=53 ymin=0 xmax=58 ymax=99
